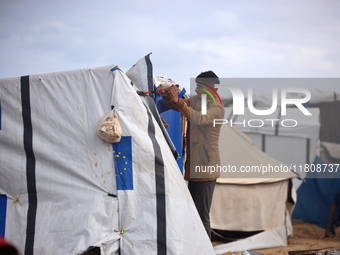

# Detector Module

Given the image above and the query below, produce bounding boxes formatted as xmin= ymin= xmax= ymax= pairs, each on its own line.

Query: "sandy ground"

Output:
xmin=214 ymin=221 xmax=340 ymax=255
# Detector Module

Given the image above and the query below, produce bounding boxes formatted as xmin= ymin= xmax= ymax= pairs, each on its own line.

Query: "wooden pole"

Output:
xmin=324 ymin=201 xmax=339 ymax=238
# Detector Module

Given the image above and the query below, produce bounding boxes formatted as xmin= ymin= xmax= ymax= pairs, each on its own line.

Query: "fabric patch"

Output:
xmin=113 ymin=136 xmax=133 ymax=190
xmin=0 ymin=194 xmax=7 ymax=237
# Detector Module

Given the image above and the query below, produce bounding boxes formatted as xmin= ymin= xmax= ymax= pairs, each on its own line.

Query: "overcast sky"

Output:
xmin=1 ymin=0 xmax=340 ymax=94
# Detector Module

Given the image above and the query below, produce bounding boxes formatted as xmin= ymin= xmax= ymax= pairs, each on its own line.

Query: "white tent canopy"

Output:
xmin=0 ymin=58 xmax=215 ymax=254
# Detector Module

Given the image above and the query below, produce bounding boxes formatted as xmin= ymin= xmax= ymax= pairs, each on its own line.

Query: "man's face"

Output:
xmin=195 ymin=83 xmax=214 ymax=96
xmin=195 ymin=84 xmax=204 ymax=95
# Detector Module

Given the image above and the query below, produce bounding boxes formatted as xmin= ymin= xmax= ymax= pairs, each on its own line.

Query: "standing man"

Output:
xmin=157 ymin=71 xmax=225 ymax=239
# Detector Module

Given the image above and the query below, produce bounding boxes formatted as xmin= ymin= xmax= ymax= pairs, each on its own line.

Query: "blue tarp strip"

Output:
xmin=0 ymin=194 xmax=7 ymax=237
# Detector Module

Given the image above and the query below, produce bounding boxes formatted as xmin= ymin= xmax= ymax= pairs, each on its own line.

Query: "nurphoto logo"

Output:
xmin=194 ymin=78 xmax=313 ymax=129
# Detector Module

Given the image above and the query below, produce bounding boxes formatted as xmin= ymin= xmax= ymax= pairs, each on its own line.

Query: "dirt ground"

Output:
xmin=214 ymin=221 xmax=340 ymax=255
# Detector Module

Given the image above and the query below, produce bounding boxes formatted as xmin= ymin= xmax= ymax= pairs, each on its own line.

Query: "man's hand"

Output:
xmin=166 ymin=85 xmax=179 ymax=103
xmin=156 ymin=84 xmax=179 ymax=103
xmin=155 ymin=85 xmax=168 ymax=97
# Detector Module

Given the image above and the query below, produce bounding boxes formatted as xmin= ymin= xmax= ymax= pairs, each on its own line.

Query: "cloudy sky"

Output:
xmin=1 ymin=0 xmax=340 ymax=93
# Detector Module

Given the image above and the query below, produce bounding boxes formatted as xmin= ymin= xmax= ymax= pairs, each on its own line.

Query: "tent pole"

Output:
xmin=324 ymin=201 xmax=339 ymax=238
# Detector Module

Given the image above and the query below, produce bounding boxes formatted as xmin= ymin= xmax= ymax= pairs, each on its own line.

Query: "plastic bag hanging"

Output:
xmin=96 ymin=107 xmax=122 ymax=143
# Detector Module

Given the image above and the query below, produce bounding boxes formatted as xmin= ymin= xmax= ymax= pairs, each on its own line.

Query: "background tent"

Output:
xmin=290 ymin=88 xmax=340 ymax=236
xmin=0 ymin=56 xmax=215 ymax=254
xmin=211 ymin=123 xmax=297 ymax=253
xmin=292 ymin=157 xmax=340 ymax=235
xmin=307 ymin=89 xmax=340 ymax=162
xmin=221 ymin=87 xmax=340 ymax=244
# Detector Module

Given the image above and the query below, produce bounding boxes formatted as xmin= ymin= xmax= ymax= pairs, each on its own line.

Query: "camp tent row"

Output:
xmin=0 ymin=55 xmax=215 ymax=254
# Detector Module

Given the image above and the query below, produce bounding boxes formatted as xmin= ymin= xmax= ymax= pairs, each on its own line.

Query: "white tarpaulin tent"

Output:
xmin=211 ymin=123 xmax=297 ymax=253
xmin=0 ymin=56 xmax=215 ymax=254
